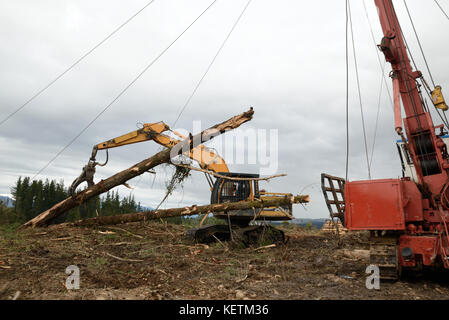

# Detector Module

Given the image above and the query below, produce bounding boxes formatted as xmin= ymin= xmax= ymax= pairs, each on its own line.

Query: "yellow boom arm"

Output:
xmin=94 ymin=121 xmax=229 ymax=173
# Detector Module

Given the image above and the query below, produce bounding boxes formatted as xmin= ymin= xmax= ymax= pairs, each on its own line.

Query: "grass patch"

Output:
xmin=88 ymin=256 xmax=109 ymax=269
xmin=0 ymin=222 xmax=22 ymax=240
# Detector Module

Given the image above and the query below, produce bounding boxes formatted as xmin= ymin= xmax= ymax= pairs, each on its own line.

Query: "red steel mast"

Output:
xmin=340 ymin=0 xmax=449 ymax=278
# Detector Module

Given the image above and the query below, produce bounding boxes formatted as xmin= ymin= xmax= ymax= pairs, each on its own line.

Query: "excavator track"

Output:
xmin=185 ymin=224 xmax=285 ymax=246
xmin=369 ymin=234 xmax=399 ymax=281
xmin=237 ymin=225 xmax=286 ymax=246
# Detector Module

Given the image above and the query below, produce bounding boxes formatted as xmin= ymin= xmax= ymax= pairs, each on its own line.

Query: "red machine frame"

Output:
xmin=344 ymin=0 xmax=449 ymax=273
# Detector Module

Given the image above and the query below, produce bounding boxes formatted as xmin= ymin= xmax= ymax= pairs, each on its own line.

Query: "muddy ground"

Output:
xmin=1 ymin=221 xmax=449 ymax=300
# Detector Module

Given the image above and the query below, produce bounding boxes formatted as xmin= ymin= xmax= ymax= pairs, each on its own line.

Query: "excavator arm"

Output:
xmin=70 ymin=121 xmax=228 ymax=196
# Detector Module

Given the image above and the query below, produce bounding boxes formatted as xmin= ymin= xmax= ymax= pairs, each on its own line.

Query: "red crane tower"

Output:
xmin=323 ymin=0 xmax=449 ymax=279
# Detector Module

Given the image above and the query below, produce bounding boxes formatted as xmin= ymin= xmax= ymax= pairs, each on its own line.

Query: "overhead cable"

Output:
xmin=0 ymin=0 xmax=157 ymax=127
xmin=32 ymin=0 xmax=219 ymax=179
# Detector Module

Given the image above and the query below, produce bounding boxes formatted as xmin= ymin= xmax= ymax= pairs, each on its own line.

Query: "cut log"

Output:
xmin=58 ymin=195 xmax=310 ymax=227
xmin=320 ymin=219 xmax=348 ymax=234
xmin=341 ymin=249 xmax=369 ymax=260
xmin=22 ymin=108 xmax=254 ymax=228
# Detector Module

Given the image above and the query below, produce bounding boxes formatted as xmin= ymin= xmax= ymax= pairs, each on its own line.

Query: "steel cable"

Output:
xmin=32 ymin=0 xmax=219 ymax=179
xmin=0 ymin=0 xmax=157 ymax=127
xmin=172 ymin=0 xmax=253 ymax=127
xmin=348 ymin=0 xmax=372 ymax=179
xmin=403 ymin=0 xmax=436 ymax=87
xmin=434 ymin=0 xmax=449 ymax=20
xmin=345 ymin=0 xmax=350 ymax=181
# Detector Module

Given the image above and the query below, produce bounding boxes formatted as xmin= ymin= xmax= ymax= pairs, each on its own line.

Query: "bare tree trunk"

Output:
xmin=22 ymin=108 xmax=254 ymax=228
xmin=59 ymin=195 xmax=310 ymax=227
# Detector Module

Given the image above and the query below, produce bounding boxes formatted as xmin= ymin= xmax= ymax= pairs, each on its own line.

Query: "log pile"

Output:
xmin=321 ymin=219 xmax=347 ymax=234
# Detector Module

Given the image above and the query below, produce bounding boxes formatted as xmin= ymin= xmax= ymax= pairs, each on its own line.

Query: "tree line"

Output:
xmin=0 ymin=176 xmax=143 ymax=225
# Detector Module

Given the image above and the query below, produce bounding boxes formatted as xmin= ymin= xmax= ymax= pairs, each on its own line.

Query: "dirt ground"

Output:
xmin=1 ymin=221 xmax=449 ymax=300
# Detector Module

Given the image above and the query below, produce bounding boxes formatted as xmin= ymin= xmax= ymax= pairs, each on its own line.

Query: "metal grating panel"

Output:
xmin=321 ymin=173 xmax=346 ymax=222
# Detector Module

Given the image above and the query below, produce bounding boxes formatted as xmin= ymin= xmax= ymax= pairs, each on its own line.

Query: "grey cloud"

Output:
xmin=0 ymin=0 xmax=448 ymax=218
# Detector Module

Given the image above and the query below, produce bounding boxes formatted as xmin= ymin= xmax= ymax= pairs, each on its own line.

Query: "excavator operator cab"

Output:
xmin=209 ymin=172 xmax=260 ymax=225
xmin=210 ymin=172 xmax=259 ymax=204
xmin=209 ymin=172 xmax=292 ymax=225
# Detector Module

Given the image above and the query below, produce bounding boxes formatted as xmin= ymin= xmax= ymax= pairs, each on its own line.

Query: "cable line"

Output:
xmin=434 ymin=0 xmax=449 ymax=20
xmin=348 ymin=0 xmax=372 ymax=179
xmin=153 ymin=0 xmax=253 ymax=210
xmin=403 ymin=0 xmax=436 ymax=87
xmin=362 ymin=0 xmax=393 ymax=108
xmin=400 ymin=1 xmax=449 ymax=131
xmin=384 ymin=0 xmax=430 ymax=175
xmin=172 ymin=0 xmax=252 ymax=127
xmin=369 ymin=61 xmax=386 ymax=169
xmin=361 ymin=0 xmax=394 ymax=169
xmin=32 ymin=0 xmax=219 ymax=179
xmin=0 ymin=0 xmax=157 ymax=127
xmin=345 ymin=0 xmax=350 ymax=181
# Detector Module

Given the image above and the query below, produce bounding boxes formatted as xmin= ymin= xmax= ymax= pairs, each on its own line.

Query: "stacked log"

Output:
xmin=321 ymin=219 xmax=347 ymax=234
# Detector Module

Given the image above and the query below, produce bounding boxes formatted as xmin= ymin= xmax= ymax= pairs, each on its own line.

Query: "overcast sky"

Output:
xmin=0 ymin=0 xmax=448 ymax=219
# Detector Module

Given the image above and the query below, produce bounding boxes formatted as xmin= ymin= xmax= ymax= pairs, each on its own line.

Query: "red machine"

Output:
xmin=323 ymin=0 xmax=449 ymax=279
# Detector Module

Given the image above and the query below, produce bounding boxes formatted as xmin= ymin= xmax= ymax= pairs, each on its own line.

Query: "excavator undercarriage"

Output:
xmin=184 ymin=171 xmax=290 ymax=245
xmin=185 ymin=224 xmax=286 ymax=246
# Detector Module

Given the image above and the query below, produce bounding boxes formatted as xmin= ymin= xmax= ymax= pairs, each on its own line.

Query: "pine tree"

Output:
xmin=7 ymin=176 xmax=144 ymax=224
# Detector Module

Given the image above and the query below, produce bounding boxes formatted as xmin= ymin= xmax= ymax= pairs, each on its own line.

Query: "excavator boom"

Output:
xmin=95 ymin=121 xmax=229 ymax=173
xmin=70 ymin=121 xmax=229 ymax=196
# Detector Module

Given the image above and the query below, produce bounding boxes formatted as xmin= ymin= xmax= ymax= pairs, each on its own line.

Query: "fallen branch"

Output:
xmin=12 ymin=291 xmax=21 ymax=300
xmin=98 ymin=242 xmax=133 ymax=246
xmin=212 ymin=234 xmax=228 ymax=251
xmin=98 ymin=231 xmax=115 ymax=235
xmin=174 ymin=163 xmax=286 ymax=181
xmin=105 ymin=252 xmax=144 ymax=262
xmin=22 ymin=108 xmax=254 ymax=228
xmin=235 ymin=274 xmax=248 ymax=283
xmin=106 ymin=226 xmax=143 ymax=239
xmin=253 ymin=244 xmax=276 ymax=251
xmin=58 ymin=195 xmax=309 ymax=227
xmin=50 ymin=236 xmax=73 ymax=241
xmin=197 ymin=260 xmax=233 ymax=267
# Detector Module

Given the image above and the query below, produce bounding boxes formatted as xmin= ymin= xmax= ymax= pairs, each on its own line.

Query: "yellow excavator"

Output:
xmin=70 ymin=121 xmax=293 ymax=243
